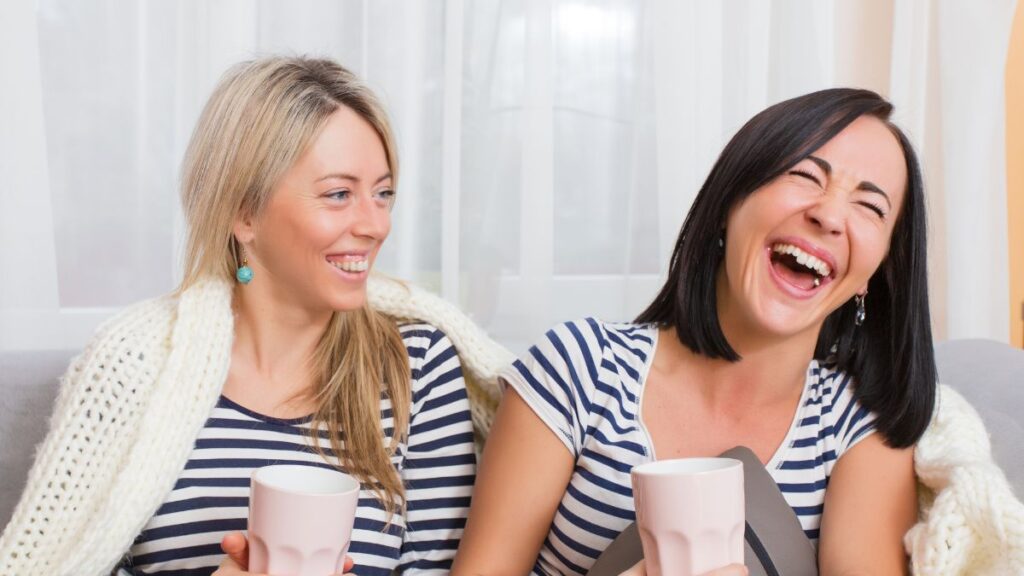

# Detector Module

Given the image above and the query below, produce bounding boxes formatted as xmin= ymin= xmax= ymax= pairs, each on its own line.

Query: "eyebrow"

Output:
xmin=806 ymin=155 xmax=891 ymax=209
xmin=315 ymin=172 xmax=393 ymax=185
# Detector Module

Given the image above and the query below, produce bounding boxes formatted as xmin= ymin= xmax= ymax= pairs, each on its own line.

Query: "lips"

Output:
xmin=764 ymin=238 xmax=838 ymax=298
xmin=325 ymin=253 xmax=370 ymax=275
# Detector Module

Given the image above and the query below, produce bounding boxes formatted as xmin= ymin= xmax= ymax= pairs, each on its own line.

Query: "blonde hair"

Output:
xmin=179 ymin=56 xmax=410 ymax=515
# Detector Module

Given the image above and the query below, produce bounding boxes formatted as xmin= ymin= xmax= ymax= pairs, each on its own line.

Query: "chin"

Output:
xmin=325 ymin=290 xmax=367 ymax=313
xmin=753 ymin=307 xmax=819 ymax=340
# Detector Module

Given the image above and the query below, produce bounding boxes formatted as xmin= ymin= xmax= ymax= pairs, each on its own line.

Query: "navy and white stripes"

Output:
xmin=120 ymin=323 xmax=475 ymax=576
xmin=500 ymin=318 xmax=877 ymax=575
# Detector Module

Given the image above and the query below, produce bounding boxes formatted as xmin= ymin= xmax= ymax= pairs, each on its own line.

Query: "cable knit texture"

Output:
xmin=905 ymin=385 xmax=1024 ymax=574
xmin=0 ymin=275 xmax=1020 ymax=575
xmin=0 ymin=276 xmax=508 ymax=575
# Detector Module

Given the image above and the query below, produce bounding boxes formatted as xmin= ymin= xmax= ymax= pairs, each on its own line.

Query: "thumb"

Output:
xmin=619 ymin=559 xmax=645 ymax=576
xmin=220 ymin=532 xmax=250 ymax=570
xmin=331 ymin=555 xmax=356 ymax=575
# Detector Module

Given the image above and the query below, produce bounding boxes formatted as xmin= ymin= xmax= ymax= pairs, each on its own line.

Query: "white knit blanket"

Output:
xmin=906 ymin=384 xmax=1024 ymax=574
xmin=0 ymin=276 xmax=1020 ymax=575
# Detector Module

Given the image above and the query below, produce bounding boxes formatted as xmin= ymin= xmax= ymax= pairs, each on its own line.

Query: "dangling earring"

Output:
xmin=236 ymin=251 xmax=254 ymax=285
xmin=718 ymin=231 xmax=725 ymax=249
xmin=854 ymin=293 xmax=866 ymax=326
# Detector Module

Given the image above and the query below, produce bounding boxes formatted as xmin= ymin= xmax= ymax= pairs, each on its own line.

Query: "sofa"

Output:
xmin=2 ymin=340 xmax=1022 ymax=528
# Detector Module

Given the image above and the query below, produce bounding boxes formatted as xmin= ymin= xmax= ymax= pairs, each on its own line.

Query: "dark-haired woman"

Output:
xmin=452 ymin=88 xmax=935 ymax=576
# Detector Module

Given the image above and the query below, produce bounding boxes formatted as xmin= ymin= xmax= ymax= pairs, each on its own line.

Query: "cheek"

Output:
xmin=848 ymin=230 xmax=892 ymax=280
xmin=291 ymin=209 xmax=352 ymax=251
xmin=257 ymin=206 xmax=337 ymax=264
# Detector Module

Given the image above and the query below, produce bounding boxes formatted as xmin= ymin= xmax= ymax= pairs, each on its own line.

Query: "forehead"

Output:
xmin=298 ymin=106 xmax=389 ymax=177
xmin=810 ymin=115 xmax=908 ymax=208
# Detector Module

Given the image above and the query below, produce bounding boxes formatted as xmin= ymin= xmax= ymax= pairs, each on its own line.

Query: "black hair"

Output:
xmin=636 ymin=88 xmax=936 ymax=448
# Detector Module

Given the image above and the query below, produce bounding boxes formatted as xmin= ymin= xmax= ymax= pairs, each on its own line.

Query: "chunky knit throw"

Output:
xmin=906 ymin=384 xmax=1024 ymax=574
xmin=0 ymin=276 xmax=1020 ymax=575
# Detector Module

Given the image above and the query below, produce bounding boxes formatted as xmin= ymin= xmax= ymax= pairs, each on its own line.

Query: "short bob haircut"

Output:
xmin=636 ymin=88 xmax=936 ymax=449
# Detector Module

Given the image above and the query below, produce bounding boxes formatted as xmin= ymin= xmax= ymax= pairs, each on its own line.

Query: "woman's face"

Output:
xmin=236 ymin=105 xmax=394 ymax=313
xmin=719 ymin=115 xmax=907 ymax=342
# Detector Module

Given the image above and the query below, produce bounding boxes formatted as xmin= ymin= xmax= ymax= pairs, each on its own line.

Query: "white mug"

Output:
xmin=248 ymin=465 xmax=360 ymax=576
xmin=631 ymin=458 xmax=744 ymax=576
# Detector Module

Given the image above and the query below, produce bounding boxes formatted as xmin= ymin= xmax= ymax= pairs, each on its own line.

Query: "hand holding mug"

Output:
xmin=247 ymin=465 xmax=362 ymax=575
xmin=213 ymin=532 xmax=356 ymax=576
xmin=618 ymin=559 xmax=747 ymax=576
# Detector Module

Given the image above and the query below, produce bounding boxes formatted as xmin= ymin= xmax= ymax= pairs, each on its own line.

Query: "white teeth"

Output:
xmin=771 ymin=243 xmax=832 ymax=278
xmin=329 ymin=259 xmax=369 ymax=273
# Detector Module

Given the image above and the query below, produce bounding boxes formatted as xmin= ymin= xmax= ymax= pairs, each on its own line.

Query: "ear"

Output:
xmin=856 ymin=284 xmax=868 ymax=297
xmin=232 ymin=214 xmax=256 ymax=245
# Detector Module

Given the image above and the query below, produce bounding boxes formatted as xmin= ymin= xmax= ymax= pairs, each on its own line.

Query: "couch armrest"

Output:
xmin=935 ymin=339 xmax=1024 ymax=496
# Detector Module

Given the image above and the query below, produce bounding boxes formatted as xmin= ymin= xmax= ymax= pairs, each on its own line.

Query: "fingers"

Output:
xmin=619 ymin=561 xmax=745 ymax=576
xmin=700 ymin=564 xmax=748 ymax=576
xmin=619 ymin=559 xmax=645 ymax=576
xmin=329 ymin=555 xmax=356 ymax=576
xmin=211 ymin=555 xmax=246 ymax=576
xmin=220 ymin=532 xmax=250 ymax=571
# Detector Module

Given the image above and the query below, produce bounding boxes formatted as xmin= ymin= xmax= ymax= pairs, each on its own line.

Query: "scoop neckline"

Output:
xmin=634 ymin=327 xmax=816 ymax=469
xmin=218 ymin=394 xmax=314 ymax=426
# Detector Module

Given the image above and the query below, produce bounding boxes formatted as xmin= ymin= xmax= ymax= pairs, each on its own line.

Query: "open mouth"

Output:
xmin=326 ymin=255 xmax=369 ymax=275
xmin=768 ymin=243 xmax=833 ymax=292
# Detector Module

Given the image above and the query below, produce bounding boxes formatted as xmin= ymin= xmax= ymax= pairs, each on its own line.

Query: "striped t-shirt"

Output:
xmin=500 ymin=318 xmax=878 ymax=576
xmin=119 ymin=323 xmax=476 ymax=576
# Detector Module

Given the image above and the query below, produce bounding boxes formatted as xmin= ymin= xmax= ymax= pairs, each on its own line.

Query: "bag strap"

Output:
xmin=587 ymin=446 xmax=818 ymax=576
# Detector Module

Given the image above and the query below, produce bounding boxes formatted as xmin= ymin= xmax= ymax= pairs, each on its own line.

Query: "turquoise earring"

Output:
xmin=236 ymin=257 xmax=254 ymax=285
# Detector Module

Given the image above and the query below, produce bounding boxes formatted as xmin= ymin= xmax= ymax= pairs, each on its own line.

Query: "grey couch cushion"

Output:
xmin=0 ymin=350 xmax=72 ymax=528
xmin=935 ymin=339 xmax=1024 ymax=496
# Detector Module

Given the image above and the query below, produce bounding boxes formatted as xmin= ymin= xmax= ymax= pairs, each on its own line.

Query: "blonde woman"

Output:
xmin=0 ymin=57 xmax=488 ymax=575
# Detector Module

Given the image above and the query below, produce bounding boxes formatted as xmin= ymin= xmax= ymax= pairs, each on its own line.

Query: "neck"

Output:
xmin=231 ymin=282 xmax=333 ymax=389
xmin=656 ymin=322 xmax=816 ymax=410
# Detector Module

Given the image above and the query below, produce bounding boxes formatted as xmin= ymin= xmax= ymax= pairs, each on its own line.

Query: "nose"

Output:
xmin=804 ymin=195 xmax=846 ymax=237
xmin=351 ymin=194 xmax=391 ymax=240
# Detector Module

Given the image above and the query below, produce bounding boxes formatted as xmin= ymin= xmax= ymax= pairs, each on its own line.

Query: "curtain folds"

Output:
xmin=0 ymin=0 xmax=1016 ymax=353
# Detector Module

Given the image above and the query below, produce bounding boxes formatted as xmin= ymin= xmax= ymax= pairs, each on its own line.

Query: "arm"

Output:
xmin=398 ymin=330 xmax=478 ymax=574
xmin=451 ymin=388 xmax=575 ymax=575
xmin=817 ymin=434 xmax=917 ymax=575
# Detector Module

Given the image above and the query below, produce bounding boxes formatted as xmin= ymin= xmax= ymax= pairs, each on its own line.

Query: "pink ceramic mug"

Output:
xmin=248 ymin=465 xmax=360 ymax=576
xmin=630 ymin=458 xmax=744 ymax=576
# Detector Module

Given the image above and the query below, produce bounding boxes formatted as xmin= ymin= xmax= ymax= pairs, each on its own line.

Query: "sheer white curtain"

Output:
xmin=890 ymin=0 xmax=1017 ymax=342
xmin=0 ymin=0 xmax=1016 ymax=354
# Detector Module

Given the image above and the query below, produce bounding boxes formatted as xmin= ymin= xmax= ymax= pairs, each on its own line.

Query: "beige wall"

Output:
xmin=1009 ymin=1 xmax=1024 ymax=348
xmin=834 ymin=0 xmax=895 ymax=96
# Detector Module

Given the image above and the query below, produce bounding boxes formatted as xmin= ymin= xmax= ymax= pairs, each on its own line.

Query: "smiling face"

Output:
xmin=717 ymin=115 xmax=907 ymax=343
xmin=234 ymin=105 xmax=394 ymax=313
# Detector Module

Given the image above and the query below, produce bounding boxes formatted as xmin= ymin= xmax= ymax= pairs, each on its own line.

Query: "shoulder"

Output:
xmin=49 ymin=293 xmax=181 ymax=426
xmin=78 ymin=293 xmax=179 ymax=368
xmin=399 ymin=321 xmax=458 ymax=373
xmin=523 ymin=317 xmax=655 ymax=372
xmin=399 ymin=321 xmax=452 ymax=351
xmin=399 ymin=322 xmax=466 ymax=400
xmin=502 ymin=317 xmax=655 ymax=403
xmin=809 ymin=360 xmax=877 ymax=452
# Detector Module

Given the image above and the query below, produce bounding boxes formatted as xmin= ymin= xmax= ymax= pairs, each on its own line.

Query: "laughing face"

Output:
xmin=234 ymin=105 xmax=394 ymax=313
xmin=717 ymin=115 xmax=907 ymax=342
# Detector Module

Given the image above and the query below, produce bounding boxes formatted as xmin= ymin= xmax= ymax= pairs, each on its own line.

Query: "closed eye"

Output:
xmin=789 ymin=169 xmax=822 ymax=187
xmin=857 ymin=200 xmax=887 ymax=220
